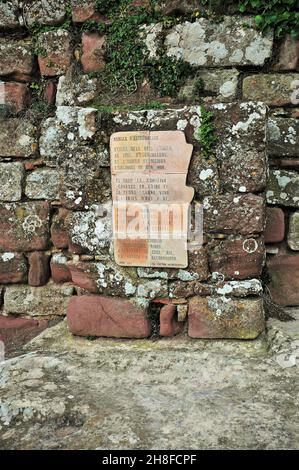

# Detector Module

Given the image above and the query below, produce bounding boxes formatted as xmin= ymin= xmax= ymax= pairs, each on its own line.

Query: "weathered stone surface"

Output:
xmin=0 ymin=82 xmax=30 ymax=114
xmin=213 ymin=279 xmax=263 ymax=298
xmin=0 ymin=253 xmax=27 ymax=284
xmin=273 ymin=35 xmax=299 ymax=71
xmin=66 ymin=205 xmax=112 ymax=254
xmin=188 ymin=297 xmax=265 ymax=339
xmin=0 ymin=318 xmax=298 ymax=449
xmin=40 ymin=106 xmax=97 ymax=166
xmin=72 ymin=1 xmax=100 ymax=22
xmin=267 ymin=169 xmax=299 ymax=208
xmin=188 ymin=154 xmax=219 ymax=197
xmin=288 ymin=212 xmax=299 ymax=251
xmin=37 ymin=30 xmax=72 ymax=77
xmin=56 ymin=74 xmax=99 ymax=106
xmin=51 ymin=208 xmax=70 ymax=249
xmin=267 ymin=118 xmax=299 ymax=157
xmin=160 ymin=304 xmax=183 ymax=337
xmin=179 ymin=69 xmax=239 ymax=103
xmin=0 ymin=162 xmax=24 ymax=201
xmin=0 ymin=39 xmax=34 ymax=80
xmin=81 ymin=33 xmax=106 ymax=73
xmin=204 ymin=194 xmax=265 ymax=235
xmin=212 ymin=101 xmax=267 ymax=193
xmin=25 ymin=169 xmax=60 ymax=200
xmin=0 ymin=0 xmax=20 ymax=29
xmin=50 ymin=253 xmax=72 ymax=284
xmin=165 ymin=17 xmax=273 ymax=67
xmin=243 ymin=74 xmax=299 ymax=106
xmin=209 ymin=238 xmax=264 ymax=281
xmin=43 ymin=81 xmax=56 ymax=105
xmin=4 ymin=283 xmax=74 ymax=316
xmin=67 ymin=295 xmax=151 ymax=338
xmin=265 ymin=208 xmax=285 ymax=244
xmin=0 ymin=202 xmax=50 ymax=252
xmin=0 ymin=119 xmax=37 ymax=157
xmin=24 ymin=0 xmax=66 ymax=27
xmin=28 ymin=252 xmax=50 ymax=287
xmin=267 ymin=254 xmax=299 ymax=306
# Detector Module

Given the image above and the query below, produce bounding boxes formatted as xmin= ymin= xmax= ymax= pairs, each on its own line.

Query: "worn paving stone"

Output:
xmin=0 ymin=162 xmax=24 ymax=202
xmin=164 ymin=17 xmax=273 ymax=67
xmin=267 ymin=117 xmax=299 ymax=157
xmin=0 ymin=119 xmax=37 ymax=158
xmin=0 ymin=318 xmax=298 ymax=449
xmin=3 ymin=283 xmax=74 ymax=317
xmin=0 ymin=202 xmax=50 ymax=252
xmin=243 ymin=74 xmax=299 ymax=106
xmin=267 ymin=169 xmax=299 ymax=208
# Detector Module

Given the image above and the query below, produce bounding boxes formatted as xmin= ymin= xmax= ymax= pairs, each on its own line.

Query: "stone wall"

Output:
xmin=0 ymin=0 xmax=298 ymax=345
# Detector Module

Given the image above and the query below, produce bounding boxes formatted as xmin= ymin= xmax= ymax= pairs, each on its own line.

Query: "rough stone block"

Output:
xmin=267 ymin=169 xmax=299 ymax=208
xmin=265 ymin=207 xmax=285 ymax=244
xmin=0 ymin=82 xmax=30 ymax=114
xmin=243 ymin=74 xmax=299 ymax=106
xmin=0 ymin=202 xmax=50 ymax=252
xmin=160 ymin=304 xmax=184 ymax=337
xmin=56 ymin=74 xmax=99 ymax=106
xmin=179 ymin=69 xmax=239 ymax=103
xmin=67 ymin=295 xmax=151 ymax=338
xmin=0 ymin=316 xmax=40 ymax=352
xmin=28 ymin=252 xmax=50 ymax=287
xmin=81 ymin=33 xmax=106 ymax=73
xmin=0 ymin=162 xmax=24 ymax=201
xmin=4 ymin=283 xmax=74 ymax=316
xmin=0 ymin=119 xmax=37 ymax=157
xmin=267 ymin=254 xmax=299 ymax=306
xmin=0 ymin=39 xmax=34 ymax=80
xmin=0 ymin=253 xmax=28 ymax=284
xmin=0 ymin=0 xmax=20 ymax=29
xmin=188 ymin=296 xmax=265 ymax=339
xmin=51 ymin=208 xmax=70 ymax=249
xmin=273 ymin=35 xmax=299 ymax=71
xmin=24 ymin=0 xmax=67 ymax=27
xmin=165 ymin=17 xmax=273 ymax=67
xmin=50 ymin=253 xmax=72 ymax=283
xmin=267 ymin=118 xmax=299 ymax=157
xmin=209 ymin=237 xmax=264 ymax=281
xmin=37 ymin=30 xmax=72 ymax=77
xmin=288 ymin=212 xmax=299 ymax=251
xmin=204 ymin=194 xmax=265 ymax=235
xmin=25 ymin=168 xmax=60 ymax=200
xmin=72 ymin=1 xmax=100 ymax=22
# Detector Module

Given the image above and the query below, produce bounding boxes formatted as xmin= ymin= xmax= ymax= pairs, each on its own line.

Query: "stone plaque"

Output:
xmin=111 ymin=131 xmax=194 ymax=268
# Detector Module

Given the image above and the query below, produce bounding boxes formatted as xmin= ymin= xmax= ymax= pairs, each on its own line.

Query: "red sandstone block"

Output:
xmin=188 ymin=297 xmax=265 ymax=339
xmin=0 ymin=315 xmax=38 ymax=349
xmin=51 ymin=261 xmax=72 ymax=284
xmin=81 ymin=33 xmax=106 ymax=73
xmin=274 ymin=35 xmax=299 ymax=71
xmin=160 ymin=304 xmax=183 ymax=337
xmin=28 ymin=252 xmax=50 ymax=287
xmin=42 ymin=81 xmax=56 ymax=105
xmin=37 ymin=30 xmax=72 ymax=77
xmin=67 ymin=295 xmax=151 ymax=338
xmin=209 ymin=237 xmax=265 ymax=280
xmin=2 ymin=82 xmax=30 ymax=113
xmin=267 ymin=254 xmax=299 ymax=306
xmin=0 ymin=253 xmax=28 ymax=284
xmin=72 ymin=1 xmax=101 ymax=22
xmin=265 ymin=207 xmax=285 ymax=243
xmin=51 ymin=208 xmax=70 ymax=249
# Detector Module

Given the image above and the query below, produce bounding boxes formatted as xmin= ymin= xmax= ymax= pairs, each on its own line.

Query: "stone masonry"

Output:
xmin=0 ymin=0 xmax=298 ymax=345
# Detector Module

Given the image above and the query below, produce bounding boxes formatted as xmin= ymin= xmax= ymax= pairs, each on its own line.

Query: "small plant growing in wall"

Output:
xmin=195 ymin=106 xmax=218 ymax=158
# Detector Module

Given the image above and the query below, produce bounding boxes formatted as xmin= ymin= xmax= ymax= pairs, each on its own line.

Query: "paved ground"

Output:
xmin=0 ymin=310 xmax=298 ymax=450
